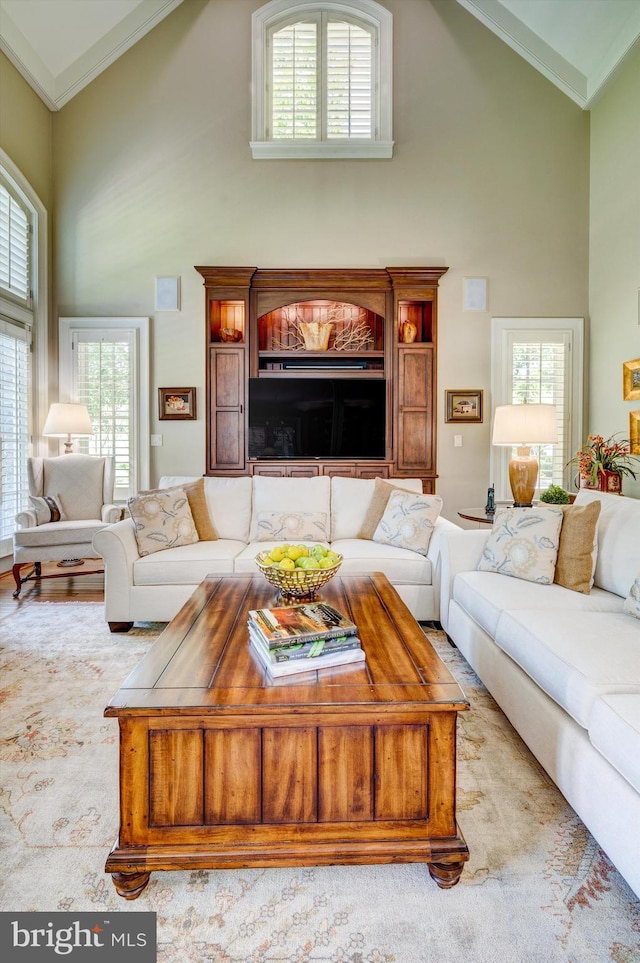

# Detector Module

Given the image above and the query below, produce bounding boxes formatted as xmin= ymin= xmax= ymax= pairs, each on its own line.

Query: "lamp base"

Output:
xmin=508 ymin=448 xmax=538 ymax=508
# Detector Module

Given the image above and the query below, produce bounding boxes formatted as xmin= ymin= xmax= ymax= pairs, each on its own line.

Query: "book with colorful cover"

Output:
xmin=249 ymin=632 xmax=366 ymax=677
xmin=248 ymin=623 xmax=362 ymax=663
xmin=248 ymin=601 xmax=357 ymax=648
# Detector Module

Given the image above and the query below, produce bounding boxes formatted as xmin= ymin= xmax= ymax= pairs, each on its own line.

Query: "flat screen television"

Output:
xmin=248 ymin=378 xmax=386 ymax=460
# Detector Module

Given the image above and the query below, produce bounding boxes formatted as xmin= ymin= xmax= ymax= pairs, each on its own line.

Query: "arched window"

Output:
xmin=251 ymin=0 xmax=393 ymax=159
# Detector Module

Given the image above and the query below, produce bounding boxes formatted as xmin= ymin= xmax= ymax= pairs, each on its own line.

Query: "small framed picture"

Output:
xmin=159 ymin=387 xmax=197 ymax=421
xmin=445 ymin=390 xmax=483 ymax=423
xmin=623 ymin=358 xmax=640 ymax=400
xmin=630 ymin=410 xmax=640 ymax=455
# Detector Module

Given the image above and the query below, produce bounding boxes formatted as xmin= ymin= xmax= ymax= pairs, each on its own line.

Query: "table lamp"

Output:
xmin=492 ymin=403 xmax=558 ymax=507
xmin=43 ymin=403 xmax=93 ymax=453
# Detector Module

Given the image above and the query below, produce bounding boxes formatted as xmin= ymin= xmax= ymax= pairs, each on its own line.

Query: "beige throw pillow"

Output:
xmin=624 ymin=576 xmax=640 ymax=620
xmin=141 ymin=478 xmax=217 ymax=540
xmin=372 ymin=490 xmax=443 ymax=556
xmin=358 ymin=478 xmax=406 ymax=539
xmin=128 ymin=488 xmax=198 ymax=556
xmin=554 ymin=500 xmax=601 ymax=594
xmin=256 ymin=511 xmax=329 ymax=541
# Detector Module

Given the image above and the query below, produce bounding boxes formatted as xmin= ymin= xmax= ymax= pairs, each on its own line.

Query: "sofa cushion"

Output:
xmin=128 ymin=488 xmax=198 ymax=556
xmin=330 ymin=538 xmax=433 ymax=584
xmin=132 ymin=539 xmax=245 ymax=585
xmin=331 ymin=477 xmax=422 ymax=541
xmin=554 ymin=500 xmax=601 ymax=594
xmin=574 ymin=489 xmax=640 ymax=598
xmin=255 ymin=510 xmax=329 ymax=541
xmin=589 ymin=694 xmax=640 ymax=793
xmin=161 ymin=475 xmax=253 ymax=542
xmin=494 ymin=610 xmax=640 ymax=728
xmin=372 ymin=490 xmax=442 ymax=556
xmin=624 ymin=576 xmax=640 ymax=619
xmin=250 ymin=476 xmax=331 ymax=540
xmin=453 ymin=570 xmax=624 ymax=639
xmin=15 ymin=518 xmax=109 ymax=548
xmin=477 ymin=506 xmax=563 ymax=584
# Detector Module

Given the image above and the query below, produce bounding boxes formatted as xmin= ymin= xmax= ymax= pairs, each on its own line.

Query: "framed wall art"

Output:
xmin=623 ymin=358 xmax=640 ymax=400
xmin=159 ymin=387 xmax=197 ymax=420
xmin=630 ymin=410 xmax=640 ymax=455
xmin=445 ymin=389 xmax=483 ymax=423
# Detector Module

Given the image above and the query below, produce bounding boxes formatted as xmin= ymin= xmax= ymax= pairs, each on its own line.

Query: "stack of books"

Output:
xmin=248 ymin=600 xmax=365 ymax=677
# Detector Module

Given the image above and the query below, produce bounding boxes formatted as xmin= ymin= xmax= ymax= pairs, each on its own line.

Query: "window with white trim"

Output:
xmin=59 ymin=318 xmax=150 ymax=502
xmin=251 ymin=0 xmax=393 ymax=159
xmin=0 ymin=166 xmax=38 ymax=557
xmin=0 ymin=319 xmax=31 ymax=556
xmin=491 ymin=318 xmax=584 ymax=500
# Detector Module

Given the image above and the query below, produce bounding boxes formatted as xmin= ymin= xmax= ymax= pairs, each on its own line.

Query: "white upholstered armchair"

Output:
xmin=12 ymin=454 xmax=120 ymax=598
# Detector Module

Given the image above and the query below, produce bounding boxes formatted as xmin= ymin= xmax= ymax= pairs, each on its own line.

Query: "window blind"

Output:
xmin=326 ymin=21 xmax=372 ymax=138
xmin=508 ymin=333 xmax=569 ymax=489
xmin=0 ymin=180 xmax=31 ymax=305
xmin=271 ymin=20 xmax=318 ymax=139
xmin=0 ymin=318 xmax=30 ymax=553
xmin=72 ymin=330 xmax=136 ymax=500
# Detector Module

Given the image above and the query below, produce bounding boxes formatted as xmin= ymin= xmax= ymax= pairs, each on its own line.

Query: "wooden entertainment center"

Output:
xmin=196 ymin=266 xmax=448 ymax=492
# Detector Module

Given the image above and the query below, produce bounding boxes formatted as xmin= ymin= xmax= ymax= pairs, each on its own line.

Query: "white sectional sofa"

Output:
xmin=438 ymin=489 xmax=640 ymax=899
xmin=93 ymin=474 xmax=459 ymax=631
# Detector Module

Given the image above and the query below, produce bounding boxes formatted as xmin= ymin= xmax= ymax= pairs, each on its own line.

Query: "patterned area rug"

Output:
xmin=1 ymin=602 xmax=638 ymax=962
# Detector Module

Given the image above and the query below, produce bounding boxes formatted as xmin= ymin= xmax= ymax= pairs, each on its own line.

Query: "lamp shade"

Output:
xmin=492 ymin=404 xmax=558 ymax=446
xmin=43 ymin=403 xmax=93 ymax=453
xmin=43 ymin=403 xmax=93 ymax=437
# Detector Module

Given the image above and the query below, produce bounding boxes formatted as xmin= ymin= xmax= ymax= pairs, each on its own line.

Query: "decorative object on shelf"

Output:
xmin=484 ymin=485 xmax=495 ymax=514
xmin=43 ymin=402 xmax=93 ymax=454
xmin=623 ymin=358 xmax=640 ymax=400
xmin=569 ymin=432 xmax=638 ymax=491
xmin=400 ymin=321 xmax=417 ymax=343
xmin=445 ymin=390 xmax=483 ymax=423
xmin=272 ymin=301 xmax=374 ymax=352
xmin=492 ymin=403 xmax=558 ymax=507
xmin=219 ymin=327 xmax=243 ymax=342
xmin=539 ymin=485 xmax=571 ymax=504
xmin=631 ymin=411 xmax=640 ymax=456
xmin=158 ymin=387 xmax=197 ymax=421
xmin=255 ymin=547 xmax=343 ymax=601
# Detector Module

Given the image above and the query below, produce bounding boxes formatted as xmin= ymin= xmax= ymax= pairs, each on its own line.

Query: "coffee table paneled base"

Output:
xmin=105 ymin=575 xmax=470 ymax=897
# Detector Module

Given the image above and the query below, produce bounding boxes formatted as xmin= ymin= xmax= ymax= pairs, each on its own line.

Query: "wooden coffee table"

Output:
xmin=104 ymin=573 xmax=470 ymax=899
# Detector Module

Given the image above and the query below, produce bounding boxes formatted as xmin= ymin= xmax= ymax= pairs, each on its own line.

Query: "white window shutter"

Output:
xmin=0 ymin=181 xmax=31 ymax=305
xmin=0 ymin=319 xmax=31 ymax=551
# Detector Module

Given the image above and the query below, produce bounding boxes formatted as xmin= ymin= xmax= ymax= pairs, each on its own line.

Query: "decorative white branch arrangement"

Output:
xmin=272 ymin=302 xmax=374 ymax=352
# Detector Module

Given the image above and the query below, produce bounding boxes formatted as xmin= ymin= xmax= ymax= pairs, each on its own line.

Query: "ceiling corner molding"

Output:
xmin=1 ymin=0 xmax=184 ymax=110
xmin=53 ymin=0 xmax=184 ymax=109
xmin=455 ymin=0 xmax=588 ymax=108
xmin=584 ymin=14 xmax=640 ymax=108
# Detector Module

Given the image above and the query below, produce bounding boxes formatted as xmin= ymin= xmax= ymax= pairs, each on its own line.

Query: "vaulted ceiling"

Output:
xmin=1 ymin=0 xmax=639 ymax=111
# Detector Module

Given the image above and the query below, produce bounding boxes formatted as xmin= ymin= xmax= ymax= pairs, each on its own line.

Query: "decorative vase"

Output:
xmin=580 ymin=470 xmax=622 ymax=493
xmin=299 ymin=321 xmax=334 ymax=351
xmin=400 ymin=321 xmax=417 ymax=343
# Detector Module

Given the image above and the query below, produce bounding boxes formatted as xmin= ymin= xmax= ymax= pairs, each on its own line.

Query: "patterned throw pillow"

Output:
xmin=29 ymin=494 xmax=66 ymax=524
xmin=127 ymin=488 xmax=198 ymax=556
xmin=141 ymin=478 xmax=217 ymax=540
xmin=624 ymin=577 xmax=640 ymax=620
xmin=372 ymin=491 xmax=443 ymax=556
xmin=477 ymin=506 xmax=563 ymax=584
xmin=256 ymin=511 xmax=329 ymax=542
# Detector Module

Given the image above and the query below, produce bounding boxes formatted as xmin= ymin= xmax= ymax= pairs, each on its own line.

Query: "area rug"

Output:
xmin=1 ymin=602 xmax=638 ymax=963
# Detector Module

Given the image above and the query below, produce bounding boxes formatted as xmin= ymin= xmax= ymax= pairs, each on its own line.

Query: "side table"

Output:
xmin=457 ymin=509 xmax=495 ymax=525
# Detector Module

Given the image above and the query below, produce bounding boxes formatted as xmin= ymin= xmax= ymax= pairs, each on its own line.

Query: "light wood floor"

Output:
xmin=0 ymin=560 xmax=105 ymax=618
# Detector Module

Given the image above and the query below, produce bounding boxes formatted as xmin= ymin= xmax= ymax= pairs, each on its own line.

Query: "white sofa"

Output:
xmin=438 ymin=489 xmax=640 ymax=900
xmin=93 ymin=474 xmax=460 ymax=631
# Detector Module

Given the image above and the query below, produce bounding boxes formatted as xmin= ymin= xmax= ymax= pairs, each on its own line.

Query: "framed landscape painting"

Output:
xmin=445 ymin=390 xmax=483 ymax=423
xmin=623 ymin=358 xmax=640 ymax=400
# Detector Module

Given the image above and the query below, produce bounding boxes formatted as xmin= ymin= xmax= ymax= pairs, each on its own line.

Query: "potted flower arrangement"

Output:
xmin=570 ymin=433 xmax=638 ymax=493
